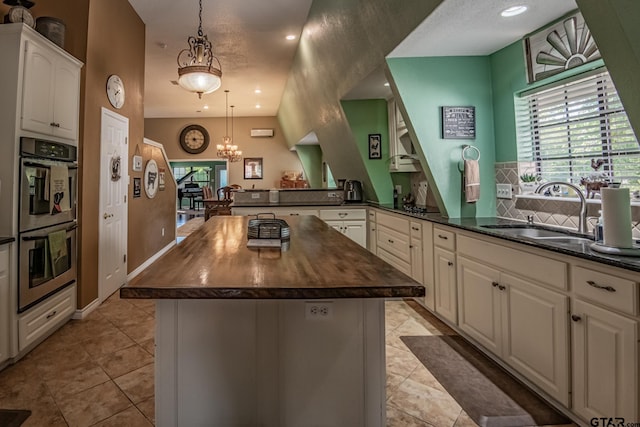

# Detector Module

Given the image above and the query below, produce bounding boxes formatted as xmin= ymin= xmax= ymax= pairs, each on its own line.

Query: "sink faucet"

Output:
xmin=534 ymin=181 xmax=588 ymax=234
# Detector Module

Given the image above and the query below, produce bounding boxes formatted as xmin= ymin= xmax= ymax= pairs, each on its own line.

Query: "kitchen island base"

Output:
xmin=156 ymin=298 xmax=386 ymax=427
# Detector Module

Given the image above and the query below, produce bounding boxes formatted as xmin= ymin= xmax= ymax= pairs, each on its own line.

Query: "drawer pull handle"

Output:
xmin=498 ymin=285 xmax=506 ymax=291
xmin=412 ymin=226 xmax=419 ymax=231
xmin=46 ymin=310 xmax=57 ymax=320
xmin=447 ymin=261 xmax=453 ymax=266
xmin=388 ymin=239 xmax=394 ymax=244
xmin=339 ymin=213 xmax=347 ymax=218
xmin=438 ymin=235 xmax=448 ymax=240
xmin=289 ymin=213 xmax=299 ymax=216
xmin=571 ymin=314 xmax=582 ymax=322
xmin=586 ymin=280 xmax=616 ymax=293
xmin=492 ymin=281 xmax=499 ymax=288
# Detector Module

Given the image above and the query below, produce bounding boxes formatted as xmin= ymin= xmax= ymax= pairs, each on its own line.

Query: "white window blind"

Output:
xmin=515 ymin=70 xmax=640 ymax=191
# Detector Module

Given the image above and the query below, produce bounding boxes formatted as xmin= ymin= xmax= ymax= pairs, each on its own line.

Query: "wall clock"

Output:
xmin=144 ymin=159 xmax=159 ymax=199
xmin=106 ymin=74 xmax=125 ymax=109
xmin=179 ymin=124 xmax=210 ymax=154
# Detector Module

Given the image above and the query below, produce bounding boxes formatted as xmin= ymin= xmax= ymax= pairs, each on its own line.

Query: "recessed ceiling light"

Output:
xmin=286 ymin=34 xmax=296 ymax=41
xmin=254 ymin=89 xmax=262 ymax=94
xmin=383 ymin=82 xmax=390 ymax=87
xmin=255 ymin=104 xmax=261 ymax=109
xmin=501 ymin=5 xmax=527 ymax=17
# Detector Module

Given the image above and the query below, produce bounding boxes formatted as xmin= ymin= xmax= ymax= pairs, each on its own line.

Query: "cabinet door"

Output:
xmin=502 ymin=273 xmax=569 ymax=406
xmin=457 ymin=256 xmax=502 ymax=355
xmin=21 ymin=40 xmax=56 ymax=135
xmin=343 ymin=222 xmax=366 ymax=248
xmin=324 ymin=220 xmax=342 ymax=234
xmin=434 ymin=247 xmax=457 ymax=324
xmin=572 ymin=299 xmax=638 ymax=422
xmin=0 ymin=245 xmax=10 ymax=364
xmin=421 ymin=222 xmax=434 ymax=310
xmin=410 ymin=237 xmax=423 ymax=284
xmin=368 ymin=221 xmax=377 ymax=254
xmin=51 ymin=59 xmax=80 ymax=140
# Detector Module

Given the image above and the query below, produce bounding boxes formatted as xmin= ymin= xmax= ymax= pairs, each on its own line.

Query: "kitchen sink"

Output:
xmin=481 ymin=224 xmax=593 ymax=243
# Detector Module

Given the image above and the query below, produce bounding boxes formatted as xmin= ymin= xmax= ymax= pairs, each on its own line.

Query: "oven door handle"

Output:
xmin=23 ymin=161 xmax=78 ymax=169
xmin=22 ymin=223 xmax=78 ymax=241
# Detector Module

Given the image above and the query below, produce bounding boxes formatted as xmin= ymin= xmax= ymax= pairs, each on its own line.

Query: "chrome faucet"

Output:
xmin=534 ymin=181 xmax=588 ymax=234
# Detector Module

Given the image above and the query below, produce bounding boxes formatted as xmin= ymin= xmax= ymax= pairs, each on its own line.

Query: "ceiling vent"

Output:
xmin=251 ymin=128 xmax=274 ymax=138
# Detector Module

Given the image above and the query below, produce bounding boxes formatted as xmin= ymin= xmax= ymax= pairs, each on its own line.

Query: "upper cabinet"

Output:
xmin=387 ymin=98 xmax=419 ymax=172
xmin=21 ymin=34 xmax=82 ymax=141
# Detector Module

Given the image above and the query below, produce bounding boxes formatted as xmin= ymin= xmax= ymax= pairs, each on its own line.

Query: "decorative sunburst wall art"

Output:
xmin=524 ymin=12 xmax=601 ymax=83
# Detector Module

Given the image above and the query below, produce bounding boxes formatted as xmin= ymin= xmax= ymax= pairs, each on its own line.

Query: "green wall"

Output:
xmin=387 ymin=56 xmax=496 ymax=218
xmin=296 ymin=144 xmax=323 ymax=188
xmin=341 ymin=99 xmax=394 ymax=204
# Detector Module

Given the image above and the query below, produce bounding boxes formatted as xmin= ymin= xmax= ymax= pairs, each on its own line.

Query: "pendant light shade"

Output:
xmin=216 ymin=90 xmax=242 ymax=162
xmin=176 ymin=0 xmax=222 ymax=98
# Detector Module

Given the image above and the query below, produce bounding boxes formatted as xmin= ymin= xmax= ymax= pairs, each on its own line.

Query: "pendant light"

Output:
xmin=176 ymin=0 xmax=222 ymax=98
xmin=216 ymin=90 xmax=242 ymax=162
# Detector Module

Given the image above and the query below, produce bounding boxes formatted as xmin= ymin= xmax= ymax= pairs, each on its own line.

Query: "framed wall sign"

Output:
xmin=133 ymin=177 xmax=141 ymax=198
xmin=244 ymin=157 xmax=263 ymax=179
xmin=441 ymin=106 xmax=476 ymax=139
xmin=158 ymin=167 xmax=166 ymax=191
xmin=368 ymin=134 xmax=382 ymax=159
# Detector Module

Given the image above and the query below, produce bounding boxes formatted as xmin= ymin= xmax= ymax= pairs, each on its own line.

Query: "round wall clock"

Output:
xmin=179 ymin=124 xmax=210 ymax=154
xmin=144 ymin=159 xmax=159 ymax=199
xmin=106 ymin=74 xmax=125 ymax=109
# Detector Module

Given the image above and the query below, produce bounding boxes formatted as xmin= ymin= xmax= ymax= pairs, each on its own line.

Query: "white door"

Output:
xmin=215 ymin=164 xmax=228 ymax=188
xmin=99 ymin=108 xmax=128 ymax=301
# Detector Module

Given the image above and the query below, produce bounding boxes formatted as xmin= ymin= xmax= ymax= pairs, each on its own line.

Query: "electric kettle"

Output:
xmin=345 ymin=180 xmax=363 ymax=202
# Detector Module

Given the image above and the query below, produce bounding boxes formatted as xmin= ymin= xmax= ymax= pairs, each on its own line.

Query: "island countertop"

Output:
xmin=121 ymin=215 xmax=424 ymax=300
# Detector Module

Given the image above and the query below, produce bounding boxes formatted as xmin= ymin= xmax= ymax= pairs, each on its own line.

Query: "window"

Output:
xmin=515 ymin=70 xmax=640 ymax=192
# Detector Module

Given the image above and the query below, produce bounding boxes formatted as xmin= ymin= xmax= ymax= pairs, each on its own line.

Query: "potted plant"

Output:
xmin=519 ymin=173 xmax=540 ymax=194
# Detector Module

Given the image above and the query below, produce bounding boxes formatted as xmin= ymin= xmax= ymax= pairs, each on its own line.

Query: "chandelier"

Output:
xmin=217 ymin=90 xmax=242 ymax=162
xmin=176 ymin=0 xmax=222 ymax=98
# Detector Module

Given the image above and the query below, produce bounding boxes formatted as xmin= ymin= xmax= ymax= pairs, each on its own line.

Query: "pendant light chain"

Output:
xmin=224 ymin=89 xmax=229 ymax=138
xmin=197 ymin=0 xmax=203 ymax=37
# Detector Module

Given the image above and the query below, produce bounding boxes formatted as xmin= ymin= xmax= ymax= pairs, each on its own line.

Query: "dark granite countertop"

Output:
xmin=371 ymin=205 xmax=640 ymax=273
xmin=121 ymin=215 xmax=424 ymax=300
xmin=0 ymin=237 xmax=15 ymax=245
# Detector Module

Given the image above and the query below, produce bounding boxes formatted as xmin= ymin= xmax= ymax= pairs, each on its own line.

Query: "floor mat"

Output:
xmin=0 ymin=410 xmax=31 ymax=427
xmin=400 ymin=335 xmax=571 ymax=427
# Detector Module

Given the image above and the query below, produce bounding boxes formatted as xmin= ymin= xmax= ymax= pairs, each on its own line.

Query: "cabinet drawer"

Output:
xmin=378 ymin=248 xmax=411 ymax=276
xmin=377 ymin=225 xmax=410 ymax=259
xmin=319 ymin=209 xmax=366 ymax=221
xmin=19 ymin=284 xmax=76 ymax=351
xmin=368 ymin=210 xmax=376 ymax=222
xmin=434 ymin=226 xmax=456 ymax=251
xmin=410 ymin=221 xmax=422 ymax=240
xmin=572 ymin=266 xmax=638 ymax=315
xmin=376 ymin=212 xmax=409 ymax=234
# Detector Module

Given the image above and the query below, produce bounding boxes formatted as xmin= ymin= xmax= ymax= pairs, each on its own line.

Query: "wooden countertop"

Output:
xmin=121 ymin=215 xmax=424 ymax=299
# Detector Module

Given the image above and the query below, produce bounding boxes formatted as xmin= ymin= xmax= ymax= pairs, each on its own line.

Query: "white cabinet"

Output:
xmin=368 ymin=209 xmax=377 ymax=254
xmin=21 ymin=30 xmax=81 ymax=140
xmin=570 ymin=263 xmax=639 ymax=423
xmin=458 ymin=255 xmax=569 ymax=405
xmin=319 ymin=209 xmax=367 ymax=247
xmin=376 ymin=212 xmax=411 ymax=276
xmin=434 ymin=246 xmax=457 ymax=324
xmin=232 ymin=207 xmax=319 ymax=217
xmin=0 ymin=244 xmax=10 ymax=365
xmin=421 ymin=221 xmax=434 ymax=310
xmin=409 ymin=221 xmax=423 ymax=284
xmin=387 ymin=98 xmax=419 ymax=172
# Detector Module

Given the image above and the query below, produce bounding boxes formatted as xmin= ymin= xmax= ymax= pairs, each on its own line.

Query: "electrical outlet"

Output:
xmin=496 ymin=183 xmax=513 ymax=199
xmin=161 ymin=227 xmax=165 ymax=236
xmin=305 ymin=302 xmax=333 ymax=320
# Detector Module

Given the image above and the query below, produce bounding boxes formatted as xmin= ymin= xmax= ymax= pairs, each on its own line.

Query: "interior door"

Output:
xmin=99 ymin=108 xmax=128 ymax=301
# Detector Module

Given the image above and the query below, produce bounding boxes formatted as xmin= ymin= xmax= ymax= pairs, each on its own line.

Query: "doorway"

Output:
xmin=99 ymin=108 xmax=128 ymax=302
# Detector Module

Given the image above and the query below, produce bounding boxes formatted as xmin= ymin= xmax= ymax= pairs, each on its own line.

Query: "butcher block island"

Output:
xmin=121 ymin=215 xmax=424 ymax=427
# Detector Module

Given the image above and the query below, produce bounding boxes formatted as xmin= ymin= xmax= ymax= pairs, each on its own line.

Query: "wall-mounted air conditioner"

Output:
xmin=250 ymin=128 xmax=274 ymax=138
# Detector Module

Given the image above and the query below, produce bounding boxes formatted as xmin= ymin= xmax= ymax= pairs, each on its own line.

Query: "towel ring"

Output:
xmin=462 ymin=145 xmax=480 ymax=161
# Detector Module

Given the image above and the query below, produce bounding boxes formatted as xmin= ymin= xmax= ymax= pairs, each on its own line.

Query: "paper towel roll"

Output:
xmin=601 ymin=187 xmax=633 ymax=248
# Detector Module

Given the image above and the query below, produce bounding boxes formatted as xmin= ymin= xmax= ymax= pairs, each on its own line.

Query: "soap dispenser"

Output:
xmin=594 ymin=210 xmax=604 ymax=243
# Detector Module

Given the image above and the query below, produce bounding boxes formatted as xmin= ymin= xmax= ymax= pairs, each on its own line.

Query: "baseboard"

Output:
xmin=73 ymin=297 xmax=100 ymax=319
xmin=127 ymin=240 xmax=176 ymax=282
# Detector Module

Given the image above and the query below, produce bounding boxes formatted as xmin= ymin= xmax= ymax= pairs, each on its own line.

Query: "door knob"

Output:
xmin=104 ymin=213 xmax=109 ymax=219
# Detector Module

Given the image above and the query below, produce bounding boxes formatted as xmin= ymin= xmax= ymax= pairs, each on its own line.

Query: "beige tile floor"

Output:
xmin=0 ymin=295 xmax=575 ymax=427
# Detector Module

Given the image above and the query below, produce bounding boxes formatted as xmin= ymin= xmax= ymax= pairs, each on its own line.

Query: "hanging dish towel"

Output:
xmin=49 ymin=165 xmax=70 ymax=214
xmin=48 ymin=229 xmax=68 ymax=277
xmin=464 ymin=159 xmax=480 ymax=203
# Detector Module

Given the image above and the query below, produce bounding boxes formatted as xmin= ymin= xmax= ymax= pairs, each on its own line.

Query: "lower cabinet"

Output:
xmin=409 ymin=221 xmax=423 ymax=284
xmin=319 ymin=209 xmax=367 ymax=248
xmin=572 ymin=299 xmax=638 ymax=422
xmin=0 ymin=245 xmax=10 ymax=365
xmin=434 ymin=247 xmax=457 ymax=324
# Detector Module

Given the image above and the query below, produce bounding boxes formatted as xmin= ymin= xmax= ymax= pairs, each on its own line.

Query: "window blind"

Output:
xmin=515 ymin=70 xmax=640 ymax=191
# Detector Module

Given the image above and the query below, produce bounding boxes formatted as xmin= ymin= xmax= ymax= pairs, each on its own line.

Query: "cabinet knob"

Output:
xmin=388 ymin=239 xmax=394 ymax=244
xmin=492 ymin=281 xmax=499 ymax=287
xmin=104 ymin=213 xmax=109 ymax=219
xmin=571 ymin=314 xmax=582 ymax=322
xmin=498 ymin=285 xmax=506 ymax=291
xmin=412 ymin=226 xmax=419 ymax=231
xmin=447 ymin=261 xmax=453 ymax=266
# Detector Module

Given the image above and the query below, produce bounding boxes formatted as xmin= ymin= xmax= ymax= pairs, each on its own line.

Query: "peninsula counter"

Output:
xmin=121 ymin=215 xmax=424 ymax=427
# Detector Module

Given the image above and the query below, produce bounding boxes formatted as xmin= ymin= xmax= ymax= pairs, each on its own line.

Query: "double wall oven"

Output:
xmin=18 ymin=138 xmax=77 ymax=313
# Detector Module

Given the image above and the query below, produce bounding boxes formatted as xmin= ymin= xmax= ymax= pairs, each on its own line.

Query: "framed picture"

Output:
xmin=244 ymin=157 xmax=263 ymax=179
xmin=158 ymin=167 xmax=165 ymax=191
xmin=368 ymin=134 xmax=382 ymax=159
xmin=441 ymin=106 xmax=476 ymax=139
xmin=133 ymin=177 xmax=141 ymax=198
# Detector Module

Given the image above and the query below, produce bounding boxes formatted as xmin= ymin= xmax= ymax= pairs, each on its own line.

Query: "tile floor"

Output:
xmin=0 ymin=295 xmax=575 ymax=426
